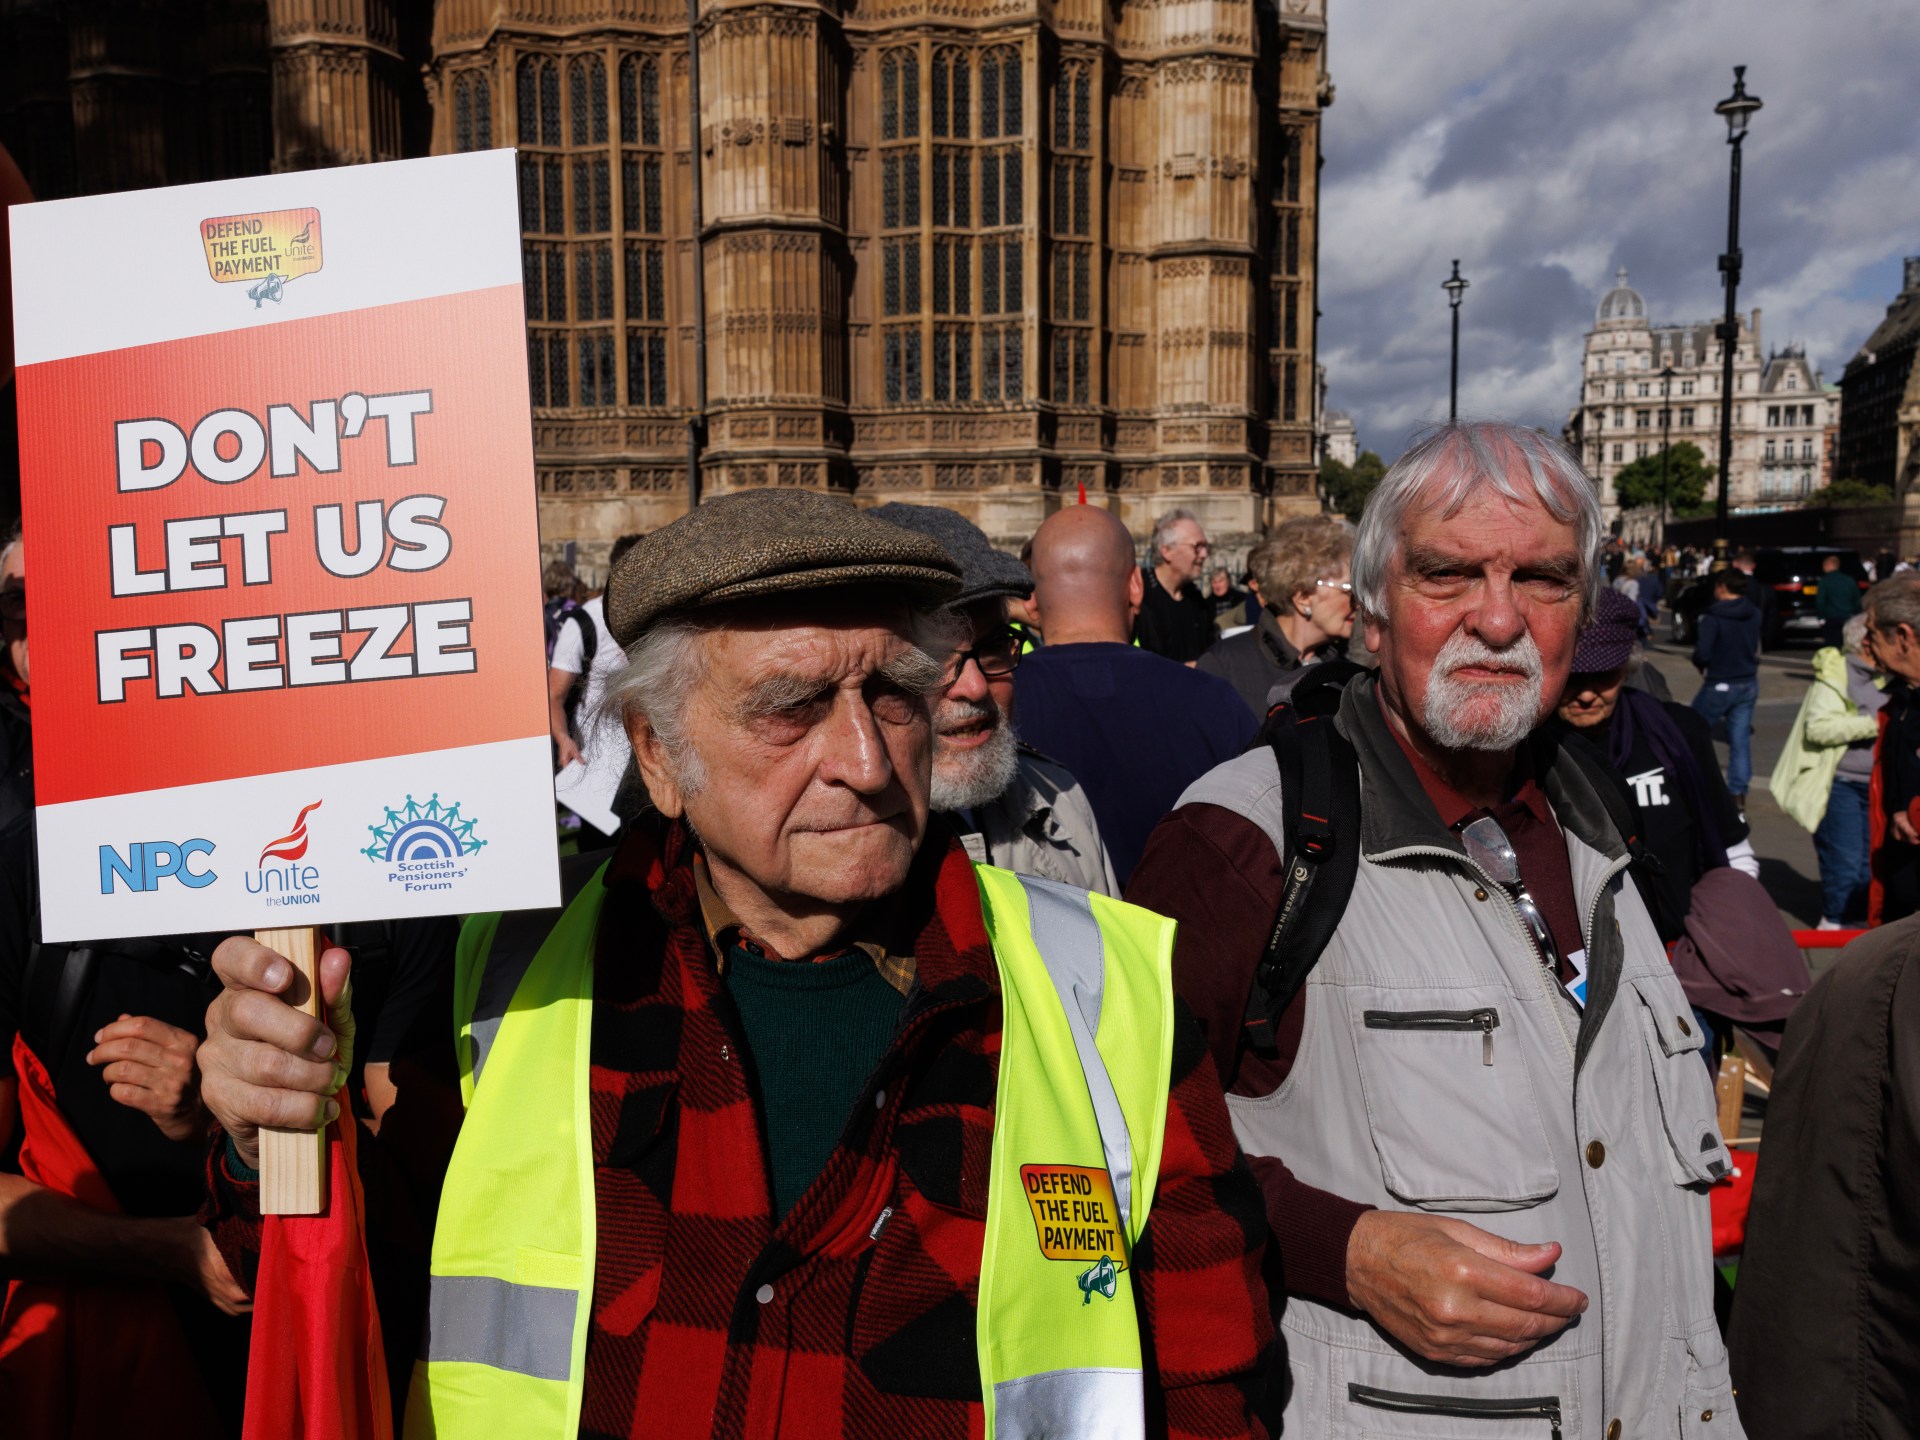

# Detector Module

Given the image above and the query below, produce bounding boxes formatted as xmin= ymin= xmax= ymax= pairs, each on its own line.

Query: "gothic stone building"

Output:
xmin=1 ymin=0 xmax=1334 ymax=574
xmin=1564 ymin=267 xmax=1836 ymax=532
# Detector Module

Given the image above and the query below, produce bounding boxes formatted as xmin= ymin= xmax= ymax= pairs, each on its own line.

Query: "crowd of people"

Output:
xmin=4 ymin=423 xmax=1920 ymax=1437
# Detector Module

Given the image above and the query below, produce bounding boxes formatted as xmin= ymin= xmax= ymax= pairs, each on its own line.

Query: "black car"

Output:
xmin=1669 ymin=547 xmax=1870 ymax=649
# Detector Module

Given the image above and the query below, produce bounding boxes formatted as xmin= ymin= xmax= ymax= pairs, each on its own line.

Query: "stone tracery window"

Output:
xmin=454 ymin=71 xmax=492 ymax=153
xmin=620 ymin=52 xmax=668 ymax=407
xmin=1050 ymin=58 xmax=1094 ymax=405
xmin=518 ymin=48 xmax=672 ymax=412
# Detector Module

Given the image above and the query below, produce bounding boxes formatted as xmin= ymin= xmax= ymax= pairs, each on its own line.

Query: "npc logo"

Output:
xmin=363 ymin=793 xmax=486 ymax=894
xmin=199 ymin=207 xmax=323 ymax=307
xmin=248 ymin=800 xmax=325 ymax=908
xmin=99 ymin=839 xmax=216 ymax=895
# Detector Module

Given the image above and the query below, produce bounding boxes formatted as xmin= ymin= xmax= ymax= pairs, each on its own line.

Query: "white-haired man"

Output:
xmin=194 ymin=490 xmax=1273 ymax=1437
xmin=1135 ymin=507 xmax=1217 ymax=663
xmin=1129 ymin=422 xmax=1744 ymax=1438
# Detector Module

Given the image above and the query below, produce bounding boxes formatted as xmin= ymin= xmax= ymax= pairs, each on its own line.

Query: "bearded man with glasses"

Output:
xmin=1129 ymin=422 xmax=1743 ymax=1439
xmin=872 ymin=504 xmax=1118 ymax=895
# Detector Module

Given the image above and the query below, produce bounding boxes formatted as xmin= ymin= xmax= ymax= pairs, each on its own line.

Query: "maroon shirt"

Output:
xmin=1127 ymin=714 xmax=1585 ymax=1310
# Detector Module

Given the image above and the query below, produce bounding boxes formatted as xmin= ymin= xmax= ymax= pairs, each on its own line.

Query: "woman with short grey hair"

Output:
xmin=1197 ymin=514 xmax=1354 ymax=719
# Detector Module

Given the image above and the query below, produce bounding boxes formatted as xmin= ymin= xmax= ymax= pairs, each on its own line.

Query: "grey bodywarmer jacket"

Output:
xmin=952 ymin=745 xmax=1120 ymax=896
xmin=1177 ymin=675 xmax=1743 ymax=1440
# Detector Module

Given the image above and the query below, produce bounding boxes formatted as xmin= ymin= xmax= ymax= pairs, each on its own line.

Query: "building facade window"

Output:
xmin=880 ymin=46 xmax=924 ymax=403
xmin=454 ymin=70 xmax=493 ymax=152
xmin=517 ymin=48 xmax=672 ymax=412
xmin=1050 ymin=57 xmax=1094 ymax=406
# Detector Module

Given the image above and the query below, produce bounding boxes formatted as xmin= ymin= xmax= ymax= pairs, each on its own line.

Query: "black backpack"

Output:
xmin=1239 ymin=661 xmax=1661 ymax=1056
xmin=553 ymin=606 xmax=599 ymax=734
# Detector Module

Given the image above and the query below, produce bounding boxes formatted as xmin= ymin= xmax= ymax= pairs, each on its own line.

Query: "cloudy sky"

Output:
xmin=1318 ymin=0 xmax=1920 ymax=461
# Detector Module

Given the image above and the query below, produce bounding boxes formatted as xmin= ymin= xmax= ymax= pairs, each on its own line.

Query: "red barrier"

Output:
xmin=1792 ymin=929 xmax=1867 ymax=949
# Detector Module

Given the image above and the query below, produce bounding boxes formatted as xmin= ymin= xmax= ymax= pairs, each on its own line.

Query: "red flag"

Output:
xmin=243 ymin=1102 xmax=393 ymax=1440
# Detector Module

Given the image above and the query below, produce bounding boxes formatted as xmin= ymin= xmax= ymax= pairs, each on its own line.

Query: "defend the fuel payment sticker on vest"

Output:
xmin=1020 ymin=1164 xmax=1127 ymax=1267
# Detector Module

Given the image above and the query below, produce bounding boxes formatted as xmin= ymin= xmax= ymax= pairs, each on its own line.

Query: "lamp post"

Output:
xmin=1658 ymin=362 xmax=1675 ymax=551
xmin=1712 ymin=66 xmax=1761 ymax=564
xmin=1443 ymin=260 xmax=1468 ymax=421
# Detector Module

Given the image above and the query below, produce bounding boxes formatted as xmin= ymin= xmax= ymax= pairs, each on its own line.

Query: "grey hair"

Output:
xmin=1351 ymin=421 xmax=1604 ymax=623
xmin=1148 ymin=507 xmax=1202 ymax=566
xmin=1842 ymin=611 xmax=1871 ymax=656
xmin=599 ymin=601 xmax=964 ymax=799
xmin=1867 ymin=573 xmax=1920 ymax=639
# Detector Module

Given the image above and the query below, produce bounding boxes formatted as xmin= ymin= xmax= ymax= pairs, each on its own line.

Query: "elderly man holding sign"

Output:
xmin=199 ymin=490 xmax=1275 ymax=1439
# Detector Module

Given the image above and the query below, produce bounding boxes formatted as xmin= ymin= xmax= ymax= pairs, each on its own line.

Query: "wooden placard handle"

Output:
xmin=255 ymin=926 xmax=329 ymax=1215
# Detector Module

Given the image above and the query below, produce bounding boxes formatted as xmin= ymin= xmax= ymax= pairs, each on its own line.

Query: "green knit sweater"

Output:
xmin=724 ymin=944 xmax=905 ymax=1219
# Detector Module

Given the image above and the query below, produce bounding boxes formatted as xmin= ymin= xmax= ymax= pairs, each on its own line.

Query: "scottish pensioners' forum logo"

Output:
xmin=364 ymin=793 xmax=485 ymax=894
xmin=199 ymin=207 xmax=323 ymax=308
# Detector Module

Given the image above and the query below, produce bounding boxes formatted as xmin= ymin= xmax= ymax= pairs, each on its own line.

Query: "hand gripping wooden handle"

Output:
xmin=255 ymin=926 xmax=330 ymax=1215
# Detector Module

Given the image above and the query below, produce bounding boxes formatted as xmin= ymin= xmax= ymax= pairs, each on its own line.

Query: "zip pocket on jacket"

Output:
xmin=1363 ymin=1007 xmax=1501 ymax=1065
xmin=1348 ymin=1384 xmax=1562 ymax=1440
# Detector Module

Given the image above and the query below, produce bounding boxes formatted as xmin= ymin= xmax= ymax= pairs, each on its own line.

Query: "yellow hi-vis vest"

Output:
xmin=403 ymin=862 xmax=1176 ymax=1440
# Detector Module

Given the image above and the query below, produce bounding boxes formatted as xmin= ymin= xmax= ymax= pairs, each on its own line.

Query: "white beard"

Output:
xmin=1421 ymin=629 xmax=1547 ymax=752
xmin=930 ymin=699 xmax=1020 ymax=812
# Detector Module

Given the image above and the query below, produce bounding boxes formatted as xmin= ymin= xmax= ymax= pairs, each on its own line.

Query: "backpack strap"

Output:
xmin=1241 ymin=660 xmax=1364 ymax=1057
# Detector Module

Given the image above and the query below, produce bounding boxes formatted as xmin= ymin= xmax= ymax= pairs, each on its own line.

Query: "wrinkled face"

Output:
xmin=633 ymin=598 xmax=938 ymax=908
xmin=1297 ymin=560 xmax=1356 ymax=642
xmin=0 ymin=541 xmax=23 ymax=688
xmin=1871 ymin=615 xmax=1920 ymax=685
xmin=1557 ymin=665 xmax=1630 ymax=729
xmin=1366 ymin=484 xmax=1584 ymax=754
xmin=1159 ymin=519 xmax=1211 ymax=586
xmin=930 ymin=599 xmax=1020 ymax=811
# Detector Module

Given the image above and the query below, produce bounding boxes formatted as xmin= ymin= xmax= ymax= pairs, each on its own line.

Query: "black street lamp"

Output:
xmin=1659 ymin=362 xmax=1675 ymax=551
xmin=1443 ymin=260 xmax=1469 ymax=421
xmin=1712 ymin=66 xmax=1761 ymax=561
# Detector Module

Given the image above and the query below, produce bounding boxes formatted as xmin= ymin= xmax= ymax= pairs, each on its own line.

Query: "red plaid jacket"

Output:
xmin=208 ymin=820 xmax=1274 ymax=1438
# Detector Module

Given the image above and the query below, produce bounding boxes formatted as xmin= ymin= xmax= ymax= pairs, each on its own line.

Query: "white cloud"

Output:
xmin=1319 ymin=0 xmax=1920 ymax=460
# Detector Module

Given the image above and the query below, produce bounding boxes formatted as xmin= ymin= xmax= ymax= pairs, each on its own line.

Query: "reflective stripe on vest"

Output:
xmin=974 ymin=867 xmax=1176 ymax=1440
xmin=407 ymin=862 xmax=1174 ymax=1440
xmin=403 ymin=867 xmax=607 ymax=1440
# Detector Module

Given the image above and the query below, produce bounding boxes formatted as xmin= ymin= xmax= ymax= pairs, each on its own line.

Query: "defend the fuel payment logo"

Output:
xmin=200 ymin=207 xmax=323 ymax=308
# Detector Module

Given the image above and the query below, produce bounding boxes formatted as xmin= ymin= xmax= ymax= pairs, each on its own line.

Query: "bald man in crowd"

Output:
xmin=1012 ymin=505 xmax=1256 ymax=884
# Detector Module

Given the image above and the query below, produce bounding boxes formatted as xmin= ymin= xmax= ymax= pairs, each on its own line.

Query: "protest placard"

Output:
xmin=11 ymin=151 xmax=561 ymax=1206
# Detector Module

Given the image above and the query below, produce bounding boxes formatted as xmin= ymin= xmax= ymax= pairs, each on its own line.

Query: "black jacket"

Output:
xmin=1729 ymin=918 xmax=1920 ymax=1437
xmin=1133 ymin=567 xmax=1216 ymax=663
xmin=1196 ymin=611 xmax=1303 ymax=719
xmin=1692 ymin=596 xmax=1762 ymax=683
xmin=0 ymin=684 xmax=30 ymax=831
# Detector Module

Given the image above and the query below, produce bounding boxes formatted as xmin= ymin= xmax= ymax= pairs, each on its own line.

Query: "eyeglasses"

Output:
xmin=1169 ymin=537 xmax=1212 ymax=554
xmin=0 ymin=585 xmax=22 ymax=622
xmin=1314 ymin=578 xmax=1354 ymax=595
xmin=1458 ymin=815 xmax=1566 ymax=981
xmin=940 ymin=625 xmax=1025 ymax=685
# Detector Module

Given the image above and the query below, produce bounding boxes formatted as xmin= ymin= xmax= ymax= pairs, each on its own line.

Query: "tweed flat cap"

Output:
xmin=867 ymin=502 xmax=1033 ymax=608
xmin=605 ymin=489 xmax=964 ymax=646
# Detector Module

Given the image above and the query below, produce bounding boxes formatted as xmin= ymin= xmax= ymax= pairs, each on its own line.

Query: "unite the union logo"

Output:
xmin=364 ymin=793 xmax=486 ymax=894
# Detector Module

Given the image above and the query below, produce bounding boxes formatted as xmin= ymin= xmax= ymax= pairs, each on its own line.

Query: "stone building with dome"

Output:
xmin=1564 ymin=267 xmax=1837 ymax=530
xmin=0 ymin=0 xmax=1335 ymax=574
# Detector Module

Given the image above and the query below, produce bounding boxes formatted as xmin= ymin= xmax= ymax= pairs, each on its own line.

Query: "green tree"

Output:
xmin=1807 ymin=477 xmax=1894 ymax=507
xmin=1322 ymin=449 xmax=1388 ymax=520
xmin=1611 ymin=441 xmax=1713 ymax=514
